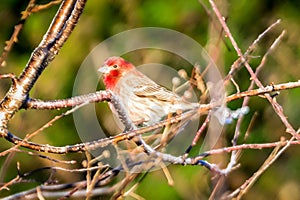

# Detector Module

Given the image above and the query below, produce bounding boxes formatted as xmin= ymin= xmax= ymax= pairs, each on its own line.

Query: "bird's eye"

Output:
xmin=113 ymin=65 xmax=118 ymax=69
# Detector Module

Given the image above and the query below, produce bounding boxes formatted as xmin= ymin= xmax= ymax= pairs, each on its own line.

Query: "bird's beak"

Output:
xmin=98 ymin=65 xmax=110 ymax=74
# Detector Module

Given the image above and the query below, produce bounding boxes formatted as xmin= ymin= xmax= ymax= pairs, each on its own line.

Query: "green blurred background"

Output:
xmin=0 ymin=0 xmax=300 ymax=199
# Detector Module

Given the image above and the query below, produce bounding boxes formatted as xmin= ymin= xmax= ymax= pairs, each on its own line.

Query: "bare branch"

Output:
xmin=209 ymin=0 xmax=298 ymax=140
xmin=1 ymin=79 xmax=299 ymax=154
xmin=0 ymin=0 xmax=87 ymax=144
xmin=23 ymin=90 xmax=112 ymax=110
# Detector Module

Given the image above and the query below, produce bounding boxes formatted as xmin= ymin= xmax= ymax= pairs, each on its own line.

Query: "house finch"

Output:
xmin=98 ymin=56 xmax=198 ymax=126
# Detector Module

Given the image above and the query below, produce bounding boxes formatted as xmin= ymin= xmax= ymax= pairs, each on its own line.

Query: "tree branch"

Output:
xmin=23 ymin=91 xmax=111 ymax=110
xmin=0 ymin=0 xmax=87 ymax=138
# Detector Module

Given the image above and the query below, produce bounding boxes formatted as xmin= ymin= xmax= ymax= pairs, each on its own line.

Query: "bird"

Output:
xmin=98 ymin=56 xmax=198 ymax=127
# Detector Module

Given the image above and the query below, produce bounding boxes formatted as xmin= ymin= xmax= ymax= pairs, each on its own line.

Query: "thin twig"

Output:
xmin=0 ymin=102 xmax=88 ymax=157
xmin=209 ymin=0 xmax=298 ymax=140
xmin=0 ymin=0 xmax=62 ymax=67
xmin=227 ymin=135 xmax=297 ymax=199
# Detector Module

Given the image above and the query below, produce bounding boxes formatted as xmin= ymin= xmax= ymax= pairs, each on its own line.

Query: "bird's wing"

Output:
xmin=133 ymin=83 xmax=180 ymax=102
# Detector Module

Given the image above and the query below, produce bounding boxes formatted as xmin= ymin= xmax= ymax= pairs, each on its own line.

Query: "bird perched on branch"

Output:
xmin=98 ymin=56 xmax=198 ymax=126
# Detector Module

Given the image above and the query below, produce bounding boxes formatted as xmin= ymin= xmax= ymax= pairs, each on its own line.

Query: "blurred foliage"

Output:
xmin=0 ymin=0 xmax=299 ymax=199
